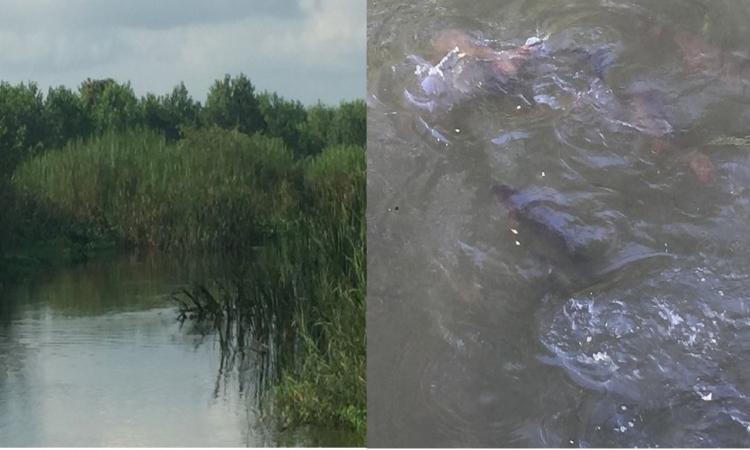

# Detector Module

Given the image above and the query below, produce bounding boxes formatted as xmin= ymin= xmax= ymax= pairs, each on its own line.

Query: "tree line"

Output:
xmin=0 ymin=74 xmax=365 ymax=175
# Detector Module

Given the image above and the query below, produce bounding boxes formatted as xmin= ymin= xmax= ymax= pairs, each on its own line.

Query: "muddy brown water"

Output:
xmin=368 ymin=0 xmax=750 ymax=446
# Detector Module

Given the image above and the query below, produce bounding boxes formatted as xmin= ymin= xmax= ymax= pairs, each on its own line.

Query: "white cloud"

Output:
xmin=0 ymin=0 xmax=363 ymax=104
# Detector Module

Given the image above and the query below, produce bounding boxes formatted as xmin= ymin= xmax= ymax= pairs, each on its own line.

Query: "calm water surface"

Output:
xmin=368 ymin=0 xmax=750 ymax=446
xmin=0 ymin=254 xmax=316 ymax=446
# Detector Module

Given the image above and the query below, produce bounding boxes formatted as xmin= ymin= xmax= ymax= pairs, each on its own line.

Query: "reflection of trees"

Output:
xmin=6 ymin=253 xmax=226 ymax=317
xmin=0 ymin=290 xmax=39 ymax=444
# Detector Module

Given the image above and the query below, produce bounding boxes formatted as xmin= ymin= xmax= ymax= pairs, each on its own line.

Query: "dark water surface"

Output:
xmin=0 ymin=254 xmax=316 ymax=446
xmin=368 ymin=0 xmax=750 ymax=446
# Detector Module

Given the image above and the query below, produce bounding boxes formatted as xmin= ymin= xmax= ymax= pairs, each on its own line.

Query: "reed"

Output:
xmin=172 ymin=144 xmax=366 ymax=444
xmin=13 ymin=127 xmax=296 ymax=252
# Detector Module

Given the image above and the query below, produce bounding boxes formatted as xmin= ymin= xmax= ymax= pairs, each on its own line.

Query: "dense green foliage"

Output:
xmin=0 ymin=74 xmax=365 ymax=178
xmin=0 ymin=74 xmax=365 ymax=444
xmin=14 ymin=129 xmax=296 ymax=252
xmin=0 ymin=82 xmax=46 ymax=175
xmin=272 ymin=145 xmax=366 ymax=437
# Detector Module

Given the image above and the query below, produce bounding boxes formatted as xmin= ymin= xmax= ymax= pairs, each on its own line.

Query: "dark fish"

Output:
xmin=492 ymin=184 xmax=611 ymax=263
xmin=627 ymin=89 xmax=674 ymax=139
xmin=494 ymin=184 xmax=674 ymax=298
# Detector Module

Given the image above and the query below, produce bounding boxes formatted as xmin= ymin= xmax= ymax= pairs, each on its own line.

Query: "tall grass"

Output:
xmin=13 ymin=127 xmax=297 ymax=252
xmin=173 ymin=144 xmax=366 ymax=444
xmin=264 ymin=144 xmax=366 ymax=436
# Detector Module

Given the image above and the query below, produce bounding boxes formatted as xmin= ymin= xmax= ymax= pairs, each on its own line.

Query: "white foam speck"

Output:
xmin=593 ymin=351 xmax=609 ymax=362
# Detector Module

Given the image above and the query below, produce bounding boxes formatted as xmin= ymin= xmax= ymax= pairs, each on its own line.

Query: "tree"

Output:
xmin=44 ymin=85 xmax=90 ymax=149
xmin=79 ymin=78 xmax=116 ymax=111
xmin=329 ymin=100 xmax=366 ymax=148
xmin=204 ymin=74 xmax=266 ymax=135
xmin=0 ymin=82 xmax=46 ymax=174
xmin=257 ymin=91 xmax=307 ymax=155
xmin=140 ymin=93 xmax=169 ymax=137
xmin=299 ymin=102 xmax=335 ymax=157
xmin=141 ymin=83 xmax=201 ymax=141
xmin=80 ymin=79 xmax=140 ymax=134
xmin=163 ymin=82 xmax=201 ymax=137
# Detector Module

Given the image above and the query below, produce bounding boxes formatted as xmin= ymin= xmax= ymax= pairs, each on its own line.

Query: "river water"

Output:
xmin=0 ymin=254 xmax=318 ymax=446
xmin=368 ymin=0 xmax=750 ymax=447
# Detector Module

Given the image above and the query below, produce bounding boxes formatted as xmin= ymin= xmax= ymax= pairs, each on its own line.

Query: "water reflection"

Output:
xmin=368 ymin=0 xmax=750 ymax=446
xmin=0 ymin=254 xmax=290 ymax=446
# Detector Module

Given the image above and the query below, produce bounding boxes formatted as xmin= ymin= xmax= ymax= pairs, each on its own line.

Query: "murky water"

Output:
xmin=368 ymin=0 xmax=750 ymax=446
xmin=0 ymin=254 xmax=316 ymax=446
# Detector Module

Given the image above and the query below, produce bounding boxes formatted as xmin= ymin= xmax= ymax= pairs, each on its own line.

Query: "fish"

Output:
xmin=493 ymin=184 xmax=675 ymax=299
xmin=627 ymin=90 xmax=674 ymax=139
xmin=681 ymin=150 xmax=716 ymax=185
xmin=625 ymin=87 xmax=716 ymax=184
xmin=492 ymin=184 xmax=612 ymax=264
xmin=431 ymin=29 xmax=547 ymax=78
xmin=404 ymin=30 xmax=549 ymax=115
xmin=673 ymin=30 xmax=750 ymax=96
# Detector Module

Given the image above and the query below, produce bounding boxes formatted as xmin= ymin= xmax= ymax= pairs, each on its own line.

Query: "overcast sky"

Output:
xmin=0 ymin=0 xmax=364 ymax=105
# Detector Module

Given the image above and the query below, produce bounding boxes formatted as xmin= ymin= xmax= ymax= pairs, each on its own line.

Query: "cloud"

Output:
xmin=0 ymin=0 xmax=363 ymax=104
xmin=0 ymin=0 xmax=302 ymax=30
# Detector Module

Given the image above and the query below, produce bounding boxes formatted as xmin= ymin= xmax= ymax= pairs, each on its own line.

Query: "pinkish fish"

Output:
xmin=682 ymin=150 xmax=716 ymax=185
xmin=674 ymin=31 xmax=750 ymax=95
xmin=431 ymin=29 xmax=544 ymax=78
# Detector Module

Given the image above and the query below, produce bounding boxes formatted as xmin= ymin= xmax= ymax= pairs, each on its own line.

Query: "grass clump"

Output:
xmin=13 ymin=127 xmax=296 ymax=253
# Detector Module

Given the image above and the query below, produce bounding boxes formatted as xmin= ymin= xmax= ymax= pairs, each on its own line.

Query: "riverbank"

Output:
xmin=0 ymin=76 xmax=365 ymax=444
